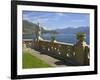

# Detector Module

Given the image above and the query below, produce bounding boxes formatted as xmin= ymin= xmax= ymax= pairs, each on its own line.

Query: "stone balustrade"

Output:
xmin=23 ymin=38 xmax=89 ymax=66
xmin=35 ymin=40 xmax=73 ymax=57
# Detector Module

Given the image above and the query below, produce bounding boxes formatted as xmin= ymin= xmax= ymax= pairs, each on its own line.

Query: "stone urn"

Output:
xmin=76 ymin=32 xmax=86 ymax=43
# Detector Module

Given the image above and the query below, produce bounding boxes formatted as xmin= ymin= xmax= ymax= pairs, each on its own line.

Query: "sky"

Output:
xmin=23 ymin=11 xmax=90 ymax=30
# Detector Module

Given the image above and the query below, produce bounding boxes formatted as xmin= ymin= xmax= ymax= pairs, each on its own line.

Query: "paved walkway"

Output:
xmin=24 ymin=48 xmax=67 ymax=67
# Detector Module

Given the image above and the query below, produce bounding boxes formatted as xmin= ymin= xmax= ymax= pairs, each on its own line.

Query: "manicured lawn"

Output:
xmin=23 ymin=52 xmax=51 ymax=69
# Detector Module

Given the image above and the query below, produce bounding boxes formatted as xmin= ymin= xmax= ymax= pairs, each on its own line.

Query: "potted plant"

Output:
xmin=51 ymin=32 xmax=56 ymax=42
xmin=76 ymin=32 xmax=86 ymax=43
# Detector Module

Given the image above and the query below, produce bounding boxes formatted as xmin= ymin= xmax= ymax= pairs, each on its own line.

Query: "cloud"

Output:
xmin=22 ymin=11 xmax=89 ymax=30
xmin=32 ymin=18 xmax=49 ymax=24
xmin=56 ymin=13 xmax=64 ymax=16
xmin=71 ymin=19 xmax=86 ymax=23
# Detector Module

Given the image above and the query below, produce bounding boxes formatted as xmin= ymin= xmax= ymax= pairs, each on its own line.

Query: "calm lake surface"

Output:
xmin=23 ymin=33 xmax=89 ymax=44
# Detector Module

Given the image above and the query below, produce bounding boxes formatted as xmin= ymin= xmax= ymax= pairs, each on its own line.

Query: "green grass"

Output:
xmin=22 ymin=52 xmax=51 ymax=69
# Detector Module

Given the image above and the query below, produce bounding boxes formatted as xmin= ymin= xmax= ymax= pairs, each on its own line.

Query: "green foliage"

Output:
xmin=76 ymin=32 xmax=86 ymax=42
xmin=23 ymin=20 xmax=57 ymax=34
xmin=22 ymin=52 xmax=51 ymax=69
xmin=23 ymin=20 xmax=39 ymax=34
xmin=50 ymin=31 xmax=57 ymax=41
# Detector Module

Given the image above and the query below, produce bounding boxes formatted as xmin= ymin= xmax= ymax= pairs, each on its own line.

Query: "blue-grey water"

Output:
xmin=23 ymin=33 xmax=89 ymax=44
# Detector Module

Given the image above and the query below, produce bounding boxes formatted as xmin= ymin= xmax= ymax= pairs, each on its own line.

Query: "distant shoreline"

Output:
xmin=23 ymin=33 xmax=89 ymax=45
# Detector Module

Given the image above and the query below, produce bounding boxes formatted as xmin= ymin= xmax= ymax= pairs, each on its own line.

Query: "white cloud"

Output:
xmin=32 ymin=18 xmax=49 ymax=24
xmin=56 ymin=13 xmax=64 ymax=16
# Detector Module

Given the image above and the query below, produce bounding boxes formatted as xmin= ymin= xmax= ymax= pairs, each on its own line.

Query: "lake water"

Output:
xmin=23 ymin=33 xmax=89 ymax=44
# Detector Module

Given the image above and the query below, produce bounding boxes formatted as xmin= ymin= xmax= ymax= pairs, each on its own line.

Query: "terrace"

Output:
xmin=23 ymin=26 xmax=89 ymax=66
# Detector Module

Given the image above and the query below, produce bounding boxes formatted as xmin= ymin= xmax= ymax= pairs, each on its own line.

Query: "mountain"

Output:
xmin=55 ymin=27 xmax=89 ymax=34
xmin=23 ymin=20 xmax=38 ymax=34
xmin=23 ymin=20 xmax=57 ymax=34
xmin=23 ymin=20 xmax=89 ymax=35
